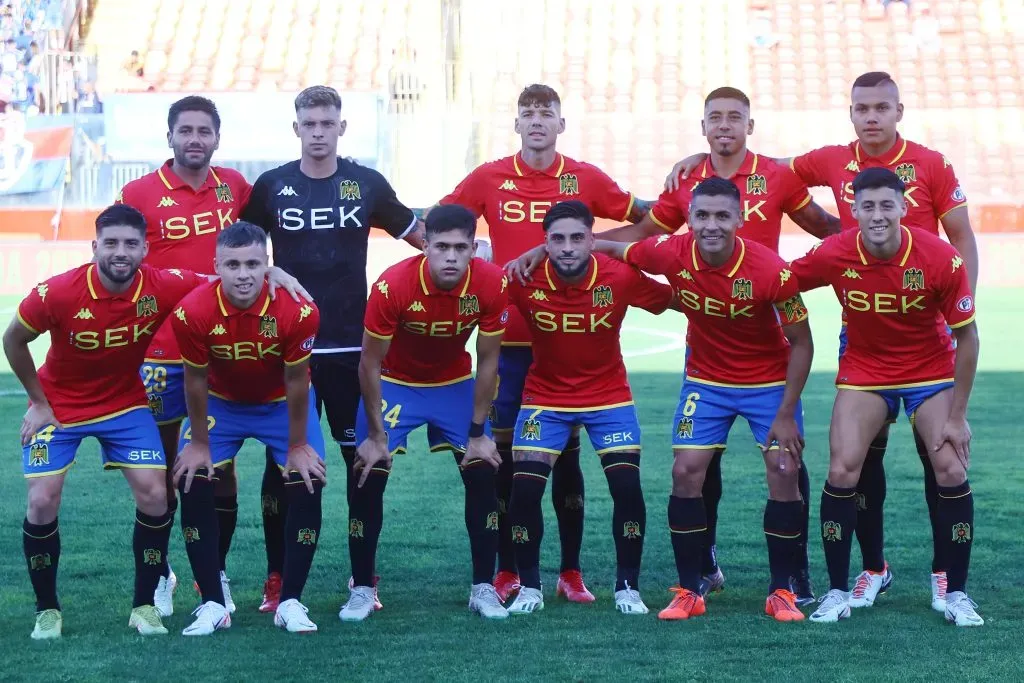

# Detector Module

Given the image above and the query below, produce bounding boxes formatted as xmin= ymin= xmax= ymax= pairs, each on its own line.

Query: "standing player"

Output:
xmin=435 ymin=84 xmax=653 ymax=603
xmin=171 ymin=222 xmax=326 ymax=635
xmin=789 ymin=168 xmax=982 ymax=626
xmin=117 ymin=95 xmax=252 ymax=616
xmin=242 ymin=85 xmax=424 ymax=612
xmin=503 ymin=201 xmax=677 ymax=616
xmin=667 ymin=73 xmax=979 ymax=610
xmin=348 ymin=205 xmax=509 ymax=621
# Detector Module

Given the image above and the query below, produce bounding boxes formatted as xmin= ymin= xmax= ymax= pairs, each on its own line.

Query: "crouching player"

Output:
xmin=348 ymin=204 xmax=509 ymax=621
xmin=172 ymin=221 xmax=326 ymax=635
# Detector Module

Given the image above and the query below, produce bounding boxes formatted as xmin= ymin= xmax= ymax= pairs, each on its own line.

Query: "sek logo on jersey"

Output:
xmin=279 ymin=206 xmax=363 ymax=230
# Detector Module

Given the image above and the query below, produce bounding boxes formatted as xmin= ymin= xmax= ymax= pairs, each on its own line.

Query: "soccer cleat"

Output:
xmin=507 ymin=586 xmax=545 ymax=614
xmin=556 ymin=570 xmax=595 ymax=603
xmin=657 ymin=587 xmax=706 ymax=620
xmin=30 ymin=609 xmax=62 ymax=640
xmin=274 ymin=598 xmax=318 ymax=633
xmin=849 ymin=564 xmax=893 ymax=608
xmin=468 ymin=583 xmax=509 ymax=619
xmin=494 ymin=570 xmax=521 ymax=603
xmin=931 ymin=572 xmax=948 ymax=612
xmin=220 ymin=571 xmax=236 ymax=614
xmin=128 ymin=605 xmax=169 ymax=635
xmin=809 ymin=589 xmax=851 ymax=623
xmin=349 ymin=575 xmax=383 ymax=610
xmin=259 ymin=572 xmax=282 ymax=613
xmin=154 ymin=565 xmax=177 ymax=617
xmin=790 ymin=568 xmax=815 ymax=607
xmin=698 ymin=567 xmax=726 ymax=597
xmin=339 ymin=586 xmax=378 ymax=622
xmin=765 ymin=589 xmax=805 ymax=622
xmin=182 ymin=601 xmax=231 ymax=636
xmin=614 ymin=583 xmax=649 ymax=615
xmin=944 ymin=591 xmax=984 ymax=627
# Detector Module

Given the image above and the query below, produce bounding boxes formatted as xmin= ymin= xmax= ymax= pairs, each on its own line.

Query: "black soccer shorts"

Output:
xmin=310 ymin=352 xmax=361 ymax=447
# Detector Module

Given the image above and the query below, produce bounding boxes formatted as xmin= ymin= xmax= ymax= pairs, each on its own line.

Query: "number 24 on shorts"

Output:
xmin=183 ymin=416 xmax=217 ymax=440
xmin=379 ymin=399 xmax=402 ymax=429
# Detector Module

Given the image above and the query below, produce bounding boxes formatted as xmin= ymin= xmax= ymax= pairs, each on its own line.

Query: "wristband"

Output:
xmin=468 ymin=421 xmax=485 ymax=438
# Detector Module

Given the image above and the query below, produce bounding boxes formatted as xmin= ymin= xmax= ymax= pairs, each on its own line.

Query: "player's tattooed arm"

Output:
xmin=175 ymin=364 xmax=214 ymax=493
xmin=402 ymin=219 xmax=426 ymax=250
xmin=355 ymin=332 xmax=393 ymax=487
xmin=626 ymin=198 xmax=655 ymax=223
xmin=940 ymin=207 xmax=979 ymax=293
xmin=763 ymin=318 xmax=813 ymax=464
xmin=3 ymin=317 xmax=58 ymax=444
xmin=788 ymin=201 xmax=842 ymax=239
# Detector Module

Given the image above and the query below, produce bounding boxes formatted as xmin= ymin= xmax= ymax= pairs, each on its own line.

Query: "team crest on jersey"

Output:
xmin=485 ymin=512 xmax=499 ymax=531
xmin=349 ymin=519 xmax=365 ymax=538
xmin=952 ymin=522 xmax=971 ymax=543
xmin=143 ymin=548 xmax=162 ymax=566
xmin=845 ymin=161 xmax=860 ymax=173
xmin=183 ymin=527 xmax=200 ymax=543
xmin=822 ymin=521 xmax=842 ymax=542
xmin=340 ymin=179 xmax=361 ymax=200
xmin=459 ymin=294 xmax=480 ymax=316
xmin=675 ymin=418 xmax=693 ymax=439
xmin=36 ymin=283 xmax=48 ymax=300
xmin=297 ymin=528 xmax=318 ymax=545
xmin=677 ymin=269 xmax=693 ymax=281
xmin=894 ymin=163 xmax=916 ymax=183
xmin=746 ymin=174 xmax=767 ymax=196
xmin=215 ymin=183 xmax=234 ymax=203
xmin=592 ymin=285 xmax=614 ymax=308
xmin=259 ymin=315 xmax=278 ymax=338
xmin=519 ymin=418 xmax=542 ymax=441
xmin=29 ymin=553 xmax=51 ymax=570
xmin=731 ymin=278 xmax=753 ymax=301
xmin=902 ymin=268 xmax=925 ymax=291
xmin=147 ymin=394 xmax=164 ymax=416
xmin=623 ymin=521 xmax=642 ymax=539
xmin=559 ymin=173 xmax=580 ymax=195
xmin=136 ymin=294 xmax=158 ymax=318
xmin=780 ymin=295 xmax=808 ymax=324
xmin=511 ymin=526 xmax=530 ymax=543
xmin=28 ymin=442 xmax=48 ymax=466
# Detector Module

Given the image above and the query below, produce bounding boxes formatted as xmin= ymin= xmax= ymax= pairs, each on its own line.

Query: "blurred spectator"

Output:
xmin=74 ymin=80 xmax=101 ymax=113
xmin=749 ymin=8 xmax=779 ymax=49
xmin=123 ymin=50 xmax=144 ymax=78
xmin=912 ymin=7 xmax=941 ymax=53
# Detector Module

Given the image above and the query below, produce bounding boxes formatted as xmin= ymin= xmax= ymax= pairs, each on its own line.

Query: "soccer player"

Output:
xmin=434 ymin=84 xmax=653 ymax=603
xmin=118 ymin=95 xmax=252 ymax=617
xmin=667 ymin=73 xmax=979 ymax=610
xmin=171 ymin=222 xmax=326 ymax=635
xmin=503 ymin=200 xmax=677 ymax=616
xmin=789 ymin=168 xmax=981 ymax=626
xmin=242 ymin=85 xmax=423 ymax=612
xmin=348 ymin=204 xmax=509 ymax=621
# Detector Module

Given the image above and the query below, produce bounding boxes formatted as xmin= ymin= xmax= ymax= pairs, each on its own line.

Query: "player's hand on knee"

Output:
xmin=354 ymin=435 xmax=391 ymax=488
xmin=266 ymin=266 xmax=313 ymax=302
xmin=21 ymin=403 xmax=60 ymax=446
xmin=505 ymin=245 xmax=546 ymax=285
xmin=664 ymin=154 xmax=708 ymax=192
xmin=935 ymin=416 xmax=972 ymax=470
xmin=284 ymin=443 xmax=327 ymax=493
xmin=174 ymin=442 xmax=213 ymax=493
xmin=762 ymin=417 xmax=805 ymax=470
xmin=464 ymin=435 xmax=501 ymax=470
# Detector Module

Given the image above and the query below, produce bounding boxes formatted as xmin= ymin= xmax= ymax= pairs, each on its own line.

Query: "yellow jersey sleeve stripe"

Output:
xmin=948 ymin=314 xmax=976 ymax=329
xmin=16 ymin=310 xmax=40 ymax=335
xmin=937 ymin=203 xmax=968 ymax=221
xmin=620 ymin=193 xmax=636 ymax=222
xmin=284 ymin=353 xmax=312 ymax=366
xmin=364 ymin=328 xmax=393 ymax=341
xmin=478 ymin=328 xmax=505 ymax=337
xmin=649 ymin=210 xmax=675 ymax=233
xmin=790 ymin=194 xmax=812 ymax=213
xmin=181 ymin=358 xmax=208 ymax=369
xmin=622 ymin=242 xmax=636 ymax=262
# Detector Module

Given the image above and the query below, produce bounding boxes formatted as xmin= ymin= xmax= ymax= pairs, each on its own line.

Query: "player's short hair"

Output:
xmin=851 ymin=167 xmax=906 ymax=196
xmin=95 ymin=204 xmax=146 ymax=236
xmin=518 ymin=84 xmax=561 ymax=110
xmin=217 ymin=221 xmax=268 ymax=249
xmin=542 ymin=200 xmax=594 ymax=232
xmin=294 ymin=85 xmax=342 ymax=112
xmin=167 ymin=96 xmax=221 ymax=134
xmin=691 ymin=176 xmax=742 ymax=208
xmin=425 ymin=204 xmax=477 ymax=240
xmin=704 ymin=87 xmax=751 ymax=108
xmin=852 ymin=71 xmax=899 ymax=94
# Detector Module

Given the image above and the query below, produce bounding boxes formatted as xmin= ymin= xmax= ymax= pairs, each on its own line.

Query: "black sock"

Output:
xmin=551 ymin=435 xmax=584 ymax=573
xmin=280 ymin=475 xmax=324 ymax=602
xmin=820 ymin=482 xmax=858 ymax=592
xmin=133 ymin=508 xmax=173 ymax=608
xmin=916 ymin=429 xmax=944 ymax=573
xmin=796 ymin=461 xmax=811 ymax=573
xmin=23 ymin=518 xmax=60 ymax=611
xmin=344 ymin=450 xmax=389 ymax=587
xmin=854 ymin=434 xmax=888 ymax=572
xmin=603 ymin=452 xmax=645 ymax=591
xmin=179 ymin=472 xmax=224 ymax=606
xmin=764 ymin=500 xmax=802 ymax=593
xmin=937 ymin=481 xmax=974 ymax=593
xmin=261 ymin=448 xmax=287 ymax=576
xmin=495 ymin=443 xmax=516 ymax=574
xmin=163 ymin=498 xmax=178 ymax=578
xmin=214 ymin=494 xmax=238 ymax=573
xmin=509 ymin=460 xmax=551 ymax=589
xmin=700 ymin=451 xmax=723 ymax=574
xmin=458 ymin=454 xmax=499 ymax=585
xmin=668 ymin=495 xmax=706 ymax=592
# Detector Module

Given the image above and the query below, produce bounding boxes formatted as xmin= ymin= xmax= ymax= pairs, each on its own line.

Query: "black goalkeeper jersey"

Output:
xmin=242 ymin=158 xmax=416 ymax=351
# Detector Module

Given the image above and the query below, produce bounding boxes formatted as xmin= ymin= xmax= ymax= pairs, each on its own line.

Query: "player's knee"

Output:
xmin=670 ymin=455 xmax=705 ymax=497
xmin=26 ymin=480 xmax=62 ymax=523
xmin=765 ymin=465 xmax=800 ymax=502
xmin=133 ymin=473 xmax=169 ymax=514
xmin=826 ymin=461 xmax=860 ymax=489
xmin=930 ymin=457 xmax=967 ymax=488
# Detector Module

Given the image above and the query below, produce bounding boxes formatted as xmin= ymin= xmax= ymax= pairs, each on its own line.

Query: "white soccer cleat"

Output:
xmin=31 ymin=609 xmax=62 ymax=640
xmin=507 ymin=586 xmax=545 ymax=614
xmin=931 ymin=571 xmax=948 ymax=612
xmin=220 ymin=571 xmax=236 ymax=614
xmin=154 ymin=566 xmax=177 ymax=617
xmin=274 ymin=598 xmax=318 ymax=633
xmin=944 ymin=591 xmax=984 ymax=627
xmin=182 ymin=601 xmax=231 ymax=636
xmin=128 ymin=605 xmax=168 ymax=635
xmin=614 ymin=583 xmax=649 ymax=615
xmin=339 ymin=586 xmax=378 ymax=622
xmin=809 ymin=589 xmax=851 ymax=623
xmin=468 ymin=583 xmax=509 ymax=620
xmin=849 ymin=565 xmax=893 ymax=608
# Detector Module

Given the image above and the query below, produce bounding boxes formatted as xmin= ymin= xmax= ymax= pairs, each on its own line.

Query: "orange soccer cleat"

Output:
xmin=556 ymin=570 xmax=596 ymax=603
xmin=494 ymin=571 xmax=522 ymax=603
xmin=657 ymin=587 xmax=706 ymax=620
xmin=259 ymin=572 xmax=282 ymax=613
xmin=765 ymin=588 xmax=806 ymax=622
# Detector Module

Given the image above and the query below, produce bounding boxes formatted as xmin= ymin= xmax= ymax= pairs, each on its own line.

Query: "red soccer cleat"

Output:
xmin=349 ymin=575 xmax=383 ymax=610
xmin=556 ymin=570 xmax=596 ymax=603
xmin=493 ymin=571 xmax=521 ymax=603
xmin=259 ymin=572 xmax=282 ymax=613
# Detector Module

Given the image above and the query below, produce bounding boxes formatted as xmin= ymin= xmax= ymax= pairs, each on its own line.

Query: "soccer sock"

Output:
xmin=344 ymin=450 xmax=390 ymax=587
xmin=261 ymin=448 xmax=287 ymax=576
xmin=280 ymin=475 xmax=324 ymax=602
xmin=23 ymin=518 xmax=60 ymax=611
xmin=820 ymin=482 xmax=858 ymax=592
xmin=915 ymin=429 xmax=944 ymax=573
xmin=495 ymin=443 xmax=517 ymax=574
xmin=132 ymin=508 xmax=173 ymax=608
xmin=509 ymin=460 xmax=551 ymax=590
xmin=937 ymin=481 xmax=974 ymax=593
xmin=551 ymin=434 xmax=585 ymax=573
xmin=700 ymin=451 xmax=723 ymax=574
xmin=458 ymin=455 xmax=499 ymax=585
xmin=602 ymin=452 xmax=645 ymax=591
xmin=796 ymin=461 xmax=811 ymax=573
xmin=667 ymin=495 xmax=706 ymax=593
xmin=178 ymin=472 xmax=224 ymax=606
xmin=162 ymin=497 xmax=178 ymax=579
xmin=764 ymin=500 xmax=802 ymax=593
xmin=854 ymin=435 xmax=888 ymax=572
xmin=214 ymin=494 xmax=238 ymax=573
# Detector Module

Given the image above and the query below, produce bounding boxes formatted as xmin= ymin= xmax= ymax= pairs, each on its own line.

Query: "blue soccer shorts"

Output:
xmin=23 ymin=406 xmax=165 ymax=477
xmin=511 ymin=403 xmax=641 ymax=456
xmin=863 ymin=381 xmax=956 ymax=423
xmin=140 ymin=361 xmax=187 ymax=425
xmin=671 ymin=378 xmax=804 ymax=452
xmin=491 ymin=347 xmax=532 ymax=434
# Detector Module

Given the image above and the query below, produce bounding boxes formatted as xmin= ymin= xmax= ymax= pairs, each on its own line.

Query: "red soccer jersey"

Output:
xmin=650 ymin=151 xmax=812 ymax=252
xmin=440 ymin=152 xmax=634 ymax=345
xmin=16 ymin=264 xmax=206 ymax=425
xmin=790 ymin=136 xmax=967 ymax=234
xmin=789 ymin=227 xmax=975 ymax=389
xmin=118 ymin=160 xmax=252 ymax=364
xmin=364 ymin=256 xmax=509 ymax=386
xmin=508 ymin=253 xmax=673 ymax=410
xmin=171 ymin=281 xmax=319 ymax=404
xmin=623 ymin=233 xmax=808 ymax=386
